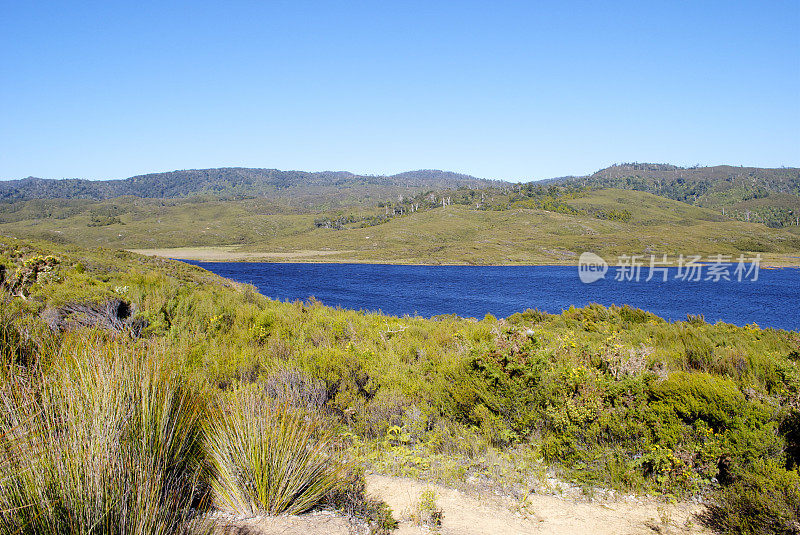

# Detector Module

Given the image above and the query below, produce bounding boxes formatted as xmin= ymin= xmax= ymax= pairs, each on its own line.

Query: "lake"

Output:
xmin=186 ymin=262 xmax=800 ymax=331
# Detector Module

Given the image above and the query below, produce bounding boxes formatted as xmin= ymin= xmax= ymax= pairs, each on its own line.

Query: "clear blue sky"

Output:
xmin=1 ymin=1 xmax=798 ymax=182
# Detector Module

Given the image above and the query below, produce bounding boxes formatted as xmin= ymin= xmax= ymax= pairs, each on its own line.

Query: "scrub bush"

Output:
xmin=702 ymin=460 xmax=800 ymax=535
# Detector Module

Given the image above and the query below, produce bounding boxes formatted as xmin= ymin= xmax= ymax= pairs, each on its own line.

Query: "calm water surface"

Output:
xmin=187 ymin=262 xmax=800 ymax=331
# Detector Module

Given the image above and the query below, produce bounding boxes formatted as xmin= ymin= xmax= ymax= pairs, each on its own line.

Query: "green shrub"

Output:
xmin=0 ymin=299 xmax=57 ymax=368
xmin=650 ymin=371 xmax=747 ymax=431
xmin=412 ymin=488 xmax=443 ymax=527
xmin=507 ymin=308 xmax=550 ymax=325
xmin=616 ymin=305 xmax=654 ymax=324
xmin=781 ymin=410 xmax=800 ymax=470
xmin=681 ymin=329 xmax=714 ymax=371
xmin=702 ymin=460 xmax=800 ymax=535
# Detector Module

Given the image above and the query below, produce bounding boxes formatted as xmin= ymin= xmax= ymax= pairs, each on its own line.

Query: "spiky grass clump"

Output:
xmin=207 ymin=387 xmax=348 ymax=515
xmin=0 ymin=336 xmax=208 ymax=535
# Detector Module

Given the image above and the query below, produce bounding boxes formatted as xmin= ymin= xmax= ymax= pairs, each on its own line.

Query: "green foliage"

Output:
xmin=702 ymin=460 xmax=800 ymax=535
xmin=681 ymin=329 xmax=714 ymax=370
xmin=1 ymin=236 xmax=800 ymax=529
xmin=88 ymin=214 xmax=124 ymax=227
xmin=0 ymin=167 xmax=495 ymax=206
xmin=413 ymin=488 xmax=443 ymax=528
xmin=588 ymin=207 xmax=633 ymax=222
xmin=650 ymin=371 xmax=749 ymax=431
xmin=566 ymin=163 xmax=800 ymax=227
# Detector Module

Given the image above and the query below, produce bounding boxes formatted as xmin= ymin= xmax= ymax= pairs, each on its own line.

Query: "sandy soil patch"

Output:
xmin=204 ymin=474 xmax=711 ymax=535
xmin=366 ymin=474 xmax=709 ymax=535
xmin=128 ymin=247 xmax=355 ymax=261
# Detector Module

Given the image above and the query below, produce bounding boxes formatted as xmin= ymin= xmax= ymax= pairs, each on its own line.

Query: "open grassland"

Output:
xmin=1 ymin=236 xmax=799 ymax=533
xmin=0 ymin=196 xmax=316 ymax=248
xmin=3 ymin=189 xmax=800 ymax=265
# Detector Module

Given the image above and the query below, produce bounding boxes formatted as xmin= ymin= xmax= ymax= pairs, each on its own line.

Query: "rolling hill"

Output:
xmin=558 ymin=163 xmax=800 ymax=227
xmin=2 ymin=163 xmax=800 ymax=265
xmin=3 ymin=187 xmax=799 ymax=265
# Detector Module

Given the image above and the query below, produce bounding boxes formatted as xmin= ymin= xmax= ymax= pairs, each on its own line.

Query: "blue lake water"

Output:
xmin=186 ymin=262 xmax=800 ymax=331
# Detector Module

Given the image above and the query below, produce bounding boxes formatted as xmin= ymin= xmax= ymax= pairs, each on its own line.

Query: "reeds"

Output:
xmin=0 ymin=336 xmax=208 ymax=535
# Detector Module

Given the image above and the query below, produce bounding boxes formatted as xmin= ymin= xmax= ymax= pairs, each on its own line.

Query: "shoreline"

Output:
xmin=128 ymin=247 xmax=800 ymax=268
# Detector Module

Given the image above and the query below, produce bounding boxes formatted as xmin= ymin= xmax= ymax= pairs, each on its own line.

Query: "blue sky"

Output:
xmin=1 ymin=1 xmax=798 ymax=182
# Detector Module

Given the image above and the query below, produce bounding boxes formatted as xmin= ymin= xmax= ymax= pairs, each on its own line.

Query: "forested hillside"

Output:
xmin=558 ymin=163 xmax=800 ymax=227
xmin=0 ymin=167 xmax=500 ymax=205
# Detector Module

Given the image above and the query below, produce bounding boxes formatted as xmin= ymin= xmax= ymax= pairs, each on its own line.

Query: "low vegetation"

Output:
xmin=0 ymin=236 xmax=798 ymax=533
xmin=0 ymin=337 xmax=207 ymax=535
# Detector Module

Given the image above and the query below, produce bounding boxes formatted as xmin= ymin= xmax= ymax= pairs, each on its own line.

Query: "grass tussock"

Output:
xmin=206 ymin=386 xmax=349 ymax=515
xmin=0 ymin=336 xmax=208 ymax=535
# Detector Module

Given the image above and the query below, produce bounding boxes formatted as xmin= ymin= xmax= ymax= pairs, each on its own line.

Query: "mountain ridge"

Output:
xmin=4 ymin=162 xmax=800 ymax=227
xmin=0 ymin=167 xmax=501 ymax=201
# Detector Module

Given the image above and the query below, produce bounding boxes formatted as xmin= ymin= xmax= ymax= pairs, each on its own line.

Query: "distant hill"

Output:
xmin=556 ymin=163 xmax=800 ymax=227
xmin=0 ymin=167 xmax=501 ymax=203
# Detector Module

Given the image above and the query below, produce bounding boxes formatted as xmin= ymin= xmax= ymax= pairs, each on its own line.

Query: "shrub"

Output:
xmin=686 ymin=313 xmax=706 ymax=326
xmin=0 ymin=300 xmax=57 ymax=368
xmin=781 ymin=410 xmax=800 ymax=470
xmin=206 ymin=387 xmax=349 ymax=515
xmin=412 ymin=488 xmax=443 ymax=528
xmin=265 ymin=368 xmax=328 ymax=410
xmin=650 ymin=371 xmax=747 ymax=431
xmin=616 ymin=305 xmax=654 ymax=324
xmin=701 ymin=460 xmax=800 ymax=535
xmin=681 ymin=330 xmax=714 ymax=371
xmin=507 ymin=308 xmax=550 ymax=325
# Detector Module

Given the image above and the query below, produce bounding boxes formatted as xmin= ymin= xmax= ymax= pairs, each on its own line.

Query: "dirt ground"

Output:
xmin=129 ymin=247 xmax=354 ymax=261
xmin=207 ymin=474 xmax=711 ymax=535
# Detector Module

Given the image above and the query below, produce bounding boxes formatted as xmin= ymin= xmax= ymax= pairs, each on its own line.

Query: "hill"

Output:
xmin=3 ymin=163 xmax=800 ymax=265
xmin=0 ymin=167 xmax=501 ymax=208
xmin=558 ymin=163 xmax=800 ymax=227
xmin=4 ymin=188 xmax=799 ymax=265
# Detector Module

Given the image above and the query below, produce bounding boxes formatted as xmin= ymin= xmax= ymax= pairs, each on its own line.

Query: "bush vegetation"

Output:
xmin=0 ymin=236 xmax=799 ymax=532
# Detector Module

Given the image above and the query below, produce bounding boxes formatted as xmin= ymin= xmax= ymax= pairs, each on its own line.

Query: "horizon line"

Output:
xmin=2 ymin=161 xmax=799 ymax=184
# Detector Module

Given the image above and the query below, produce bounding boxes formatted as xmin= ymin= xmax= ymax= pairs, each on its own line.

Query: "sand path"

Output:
xmin=208 ymin=474 xmax=711 ymax=535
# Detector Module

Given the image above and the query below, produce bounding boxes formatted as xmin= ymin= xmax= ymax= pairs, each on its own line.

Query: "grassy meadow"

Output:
xmin=1 ymin=236 xmax=799 ymax=533
xmin=3 ymin=188 xmax=800 ymax=265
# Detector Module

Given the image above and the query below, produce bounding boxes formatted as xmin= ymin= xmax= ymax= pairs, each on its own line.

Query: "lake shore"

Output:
xmin=128 ymin=246 xmax=800 ymax=267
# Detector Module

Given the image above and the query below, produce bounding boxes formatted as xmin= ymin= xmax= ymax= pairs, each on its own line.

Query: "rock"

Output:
xmin=41 ymin=299 xmax=148 ymax=337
